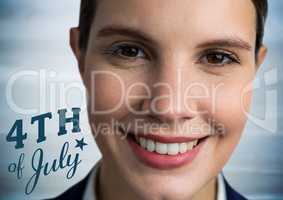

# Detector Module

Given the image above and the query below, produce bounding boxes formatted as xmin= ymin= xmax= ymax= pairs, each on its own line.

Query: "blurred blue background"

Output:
xmin=0 ymin=0 xmax=282 ymax=199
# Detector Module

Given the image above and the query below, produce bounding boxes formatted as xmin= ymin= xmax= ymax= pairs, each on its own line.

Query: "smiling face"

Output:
xmin=71 ymin=0 xmax=266 ymax=199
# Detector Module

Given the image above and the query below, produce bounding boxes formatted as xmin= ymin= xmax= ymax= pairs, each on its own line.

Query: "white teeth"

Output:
xmin=167 ymin=143 xmax=179 ymax=155
xmin=156 ymin=142 xmax=168 ymax=154
xmin=146 ymin=139 xmax=155 ymax=152
xmin=187 ymin=142 xmax=194 ymax=150
xmin=138 ymin=137 xmax=199 ymax=155
xmin=179 ymin=143 xmax=188 ymax=153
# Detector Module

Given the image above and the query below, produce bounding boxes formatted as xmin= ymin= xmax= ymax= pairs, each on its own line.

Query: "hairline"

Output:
xmin=79 ymin=0 xmax=267 ymax=56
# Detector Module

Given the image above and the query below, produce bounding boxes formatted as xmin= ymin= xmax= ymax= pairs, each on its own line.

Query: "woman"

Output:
xmin=53 ymin=0 xmax=268 ymax=199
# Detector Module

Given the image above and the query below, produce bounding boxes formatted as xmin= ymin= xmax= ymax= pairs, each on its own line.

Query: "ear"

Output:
xmin=70 ymin=27 xmax=85 ymax=74
xmin=255 ymin=45 xmax=267 ymax=71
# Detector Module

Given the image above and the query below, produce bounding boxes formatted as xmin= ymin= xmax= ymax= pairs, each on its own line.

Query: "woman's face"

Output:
xmin=76 ymin=0 xmax=266 ymax=199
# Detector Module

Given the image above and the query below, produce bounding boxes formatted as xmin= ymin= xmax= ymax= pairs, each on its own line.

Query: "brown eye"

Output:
xmin=108 ymin=44 xmax=147 ymax=59
xmin=207 ymin=54 xmax=227 ymax=64
xmin=102 ymin=43 xmax=150 ymax=68
xmin=118 ymin=46 xmax=140 ymax=57
xmin=199 ymin=51 xmax=240 ymax=66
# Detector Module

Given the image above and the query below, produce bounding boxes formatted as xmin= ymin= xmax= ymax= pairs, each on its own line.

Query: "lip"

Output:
xmin=120 ymin=129 xmax=208 ymax=170
xmin=127 ymin=135 xmax=206 ymax=170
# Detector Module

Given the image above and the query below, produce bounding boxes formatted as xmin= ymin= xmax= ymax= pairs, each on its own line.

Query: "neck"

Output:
xmin=192 ymin=178 xmax=217 ymax=200
xmin=96 ymin=162 xmax=217 ymax=200
xmin=97 ymin=162 xmax=140 ymax=200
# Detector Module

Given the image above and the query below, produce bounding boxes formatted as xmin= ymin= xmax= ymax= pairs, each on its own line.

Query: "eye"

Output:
xmin=198 ymin=51 xmax=240 ymax=66
xmin=106 ymin=43 xmax=147 ymax=60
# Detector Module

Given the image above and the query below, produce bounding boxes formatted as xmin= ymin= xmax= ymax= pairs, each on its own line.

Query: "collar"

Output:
xmin=217 ymin=172 xmax=227 ymax=200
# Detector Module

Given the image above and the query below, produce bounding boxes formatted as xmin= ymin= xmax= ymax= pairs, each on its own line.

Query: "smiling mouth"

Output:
xmin=128 ymin=134 xmax=207 ymax=156
xmin=119 ymin=127 xmax=209 ymax=169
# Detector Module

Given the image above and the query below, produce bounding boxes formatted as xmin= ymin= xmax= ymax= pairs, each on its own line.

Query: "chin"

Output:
xmin=111 ymin=134 xmax=222 ymax=200
xmin=122 ymin=170 xmax=210 ymax=200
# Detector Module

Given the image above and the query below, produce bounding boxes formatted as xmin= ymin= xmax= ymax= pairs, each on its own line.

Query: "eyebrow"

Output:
xmin=96 ymin=25 xmax=156 ymax=45
xmin=196 ymin=38 xmax=252 ymax=51
xmin=96 ymin=25 xmax=252 ymax=51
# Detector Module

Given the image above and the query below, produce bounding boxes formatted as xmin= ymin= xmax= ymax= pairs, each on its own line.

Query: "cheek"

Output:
xmin=201 ymin=78 xmax=253 ymax=134
xmin=83 ymin=67 xmax=149 ymax=156
xmin=200 ymin=80 xmax=253 ymax=147
xmin=199 ymin=81 xmax=253 ymax=168
xmin=83 ymin=69 xmax=125 ymax=155
xmin=220 ymin=82 xmax=252 ymax=140
xmin=88 ymin=72 xmax=125 ymax=113
xmin=84 ymin=65 xmax=149 ymax=114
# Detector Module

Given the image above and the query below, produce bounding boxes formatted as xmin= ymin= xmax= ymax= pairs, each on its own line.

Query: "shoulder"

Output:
xmin=45 ymin=174 xmax=90 ymax=200
xmin=224 ymin=176 xmax=248 ymax=200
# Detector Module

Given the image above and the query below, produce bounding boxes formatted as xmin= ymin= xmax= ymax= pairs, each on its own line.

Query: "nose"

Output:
xmin=141 ymin=61 xmax=198 ymax=124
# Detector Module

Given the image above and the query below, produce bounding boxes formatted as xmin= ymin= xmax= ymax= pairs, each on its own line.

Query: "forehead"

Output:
xmin=92 ymin=0 xmax=256 ymax=47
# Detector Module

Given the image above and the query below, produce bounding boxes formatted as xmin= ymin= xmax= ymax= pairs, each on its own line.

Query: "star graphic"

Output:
xmin=75 ymin=138 xmax=88 ymax=151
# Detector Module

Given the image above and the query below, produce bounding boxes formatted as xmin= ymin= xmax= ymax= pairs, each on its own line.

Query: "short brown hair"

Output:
xmin=78 ymin=0 xmax=268 ymax=54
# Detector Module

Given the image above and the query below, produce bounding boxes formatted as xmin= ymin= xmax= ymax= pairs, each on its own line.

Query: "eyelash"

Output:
xmin=103 ymin=43 xmax=241 ymax=67
xmin=197 ymin=49 xmax=241 ymax=66
xmin=103 ymin=43 xmax=148 ymax=60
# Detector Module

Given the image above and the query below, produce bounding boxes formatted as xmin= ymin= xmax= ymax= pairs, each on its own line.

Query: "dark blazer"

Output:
xmin=47 ymin=175 xmax=247 ymax=200
xmin=224 ymin=178 xmax=248 ymax=200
